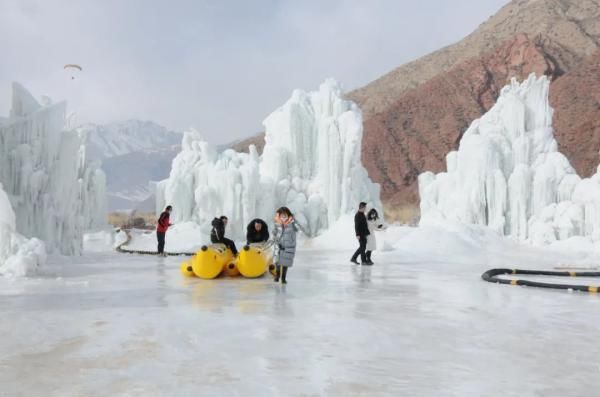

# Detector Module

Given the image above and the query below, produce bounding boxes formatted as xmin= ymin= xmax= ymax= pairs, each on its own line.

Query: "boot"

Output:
xmin=274 ymin=265 xmax=280 ymax=282
xmin=281 ymin=267 xmax=288 ymax=284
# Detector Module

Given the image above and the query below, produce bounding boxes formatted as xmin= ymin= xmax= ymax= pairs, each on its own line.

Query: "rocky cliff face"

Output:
xmin=550 ymin=49 xmax=600 ymax=178
xmin=349 ymin=0 xmax=600 ymax=120
xmin=363 ymin=33 xmax=571 ymax=206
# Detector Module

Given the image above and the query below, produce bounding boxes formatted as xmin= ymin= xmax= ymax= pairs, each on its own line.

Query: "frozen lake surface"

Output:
xmin=1 ymin=245 xmax=600 ymax=396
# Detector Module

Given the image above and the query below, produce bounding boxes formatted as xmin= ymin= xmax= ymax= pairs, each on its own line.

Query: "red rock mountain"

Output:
xmin=234 ymin=0 xmax=600 ymax=219
xmin=353 ymin=0 xmax=600 ymax=213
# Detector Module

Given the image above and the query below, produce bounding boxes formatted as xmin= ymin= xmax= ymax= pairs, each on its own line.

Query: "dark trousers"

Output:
xmin=222 ymin=237 xmax=238 ymax=255
xmin=157 ymin=231 xmax=166 ymax=254
xmin=351 ymin=236 xmax=368 ymax=263
xmin=274 ymin=265 xmax=288 ymax=281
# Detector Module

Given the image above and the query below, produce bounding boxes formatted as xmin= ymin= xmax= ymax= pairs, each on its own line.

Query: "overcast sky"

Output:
xmin=0 ymin=0 xmax=509 ymax=144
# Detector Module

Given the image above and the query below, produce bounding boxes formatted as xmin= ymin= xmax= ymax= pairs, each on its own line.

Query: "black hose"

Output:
xmin=482 ymin=268 xmax=600 ymax=293
xmin=115 ymin=229 xmax=195 ymax=256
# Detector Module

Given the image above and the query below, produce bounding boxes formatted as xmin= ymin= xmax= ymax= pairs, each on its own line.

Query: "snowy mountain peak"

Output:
xmin=78 ymin=120 xmax=182 ymax=161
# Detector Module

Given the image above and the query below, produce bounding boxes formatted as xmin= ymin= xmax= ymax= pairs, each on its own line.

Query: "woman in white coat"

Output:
xmin=366 ymin=208 xmax=385 ymax=265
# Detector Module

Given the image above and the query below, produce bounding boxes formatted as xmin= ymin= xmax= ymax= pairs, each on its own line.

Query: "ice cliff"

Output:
xmin=419 ymin=74 xmax=600 ymax=245
xmin=0 ymin=83 xmax=106 ymax=275
xmin=157 ymin=79 xmax=381 ymax=239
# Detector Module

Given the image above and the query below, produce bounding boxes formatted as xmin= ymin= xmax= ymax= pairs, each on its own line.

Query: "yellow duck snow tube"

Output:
xmin=180 ymin=260 xmax=195 ymax=277
xmin=237 ymin=243 xmax=274 ymax=278
xmin=223 ymin=261 xmax=240 ymax=277
xmin=191 ymin=244 xmax=234 ymax=279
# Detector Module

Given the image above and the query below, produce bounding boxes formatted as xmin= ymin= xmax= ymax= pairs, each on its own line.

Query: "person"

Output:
xmin=246 ymin=218 xmax=269 ymax=245
xmin=350 ymin=202 xmax=370 ymax=265
xmin=210 ymin=215 xmax=238 ymax=256
xmin=272 ymin=207 xmax=306 ymax=284
xmin=156 ymin=205 xmax=173 ymax=256
xmin=366 ymin=208 xmax=385 ymax=265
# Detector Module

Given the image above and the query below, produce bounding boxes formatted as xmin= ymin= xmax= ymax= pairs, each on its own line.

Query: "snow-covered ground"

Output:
xmin=1 ymin=225 xmax=600 ymax=396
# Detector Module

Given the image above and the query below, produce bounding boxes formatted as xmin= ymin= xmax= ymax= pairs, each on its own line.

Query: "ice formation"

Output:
xmin=419 ymin=74 xmax=600 ymax=245
xmin=0 ymin=83 xmax=107 ymax=259
xmin=0 ymin=182 xmax=46 ymax=277
xmin=157 ymin=79 xmax=381 ymax=239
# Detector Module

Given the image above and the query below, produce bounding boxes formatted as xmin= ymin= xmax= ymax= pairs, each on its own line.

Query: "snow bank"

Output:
xmin=0 ymin=183 xmax=46 ymax=277
xmin=157 ymin=79 xmax=381 ymax=240
xmin=0 ymin=83 xmax=107 ymax=257
xmin=420 ymin=74 xmax=600 ymax=247
xmin=83 ymin=229 xmax=120 ymax=253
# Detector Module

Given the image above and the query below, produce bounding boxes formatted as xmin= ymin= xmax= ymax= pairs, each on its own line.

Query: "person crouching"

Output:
xmin=246 ymin=218 xmax=269 ymax=245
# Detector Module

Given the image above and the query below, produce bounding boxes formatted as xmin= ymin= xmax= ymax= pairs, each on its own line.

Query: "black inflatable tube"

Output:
xmin=482 ymin=268 xmax=600 ymax=293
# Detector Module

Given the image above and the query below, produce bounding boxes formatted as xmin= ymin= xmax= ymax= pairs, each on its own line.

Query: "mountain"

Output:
xmin=550 ymin=49 xmax=600 ymax=177
xmin=350 ymin=0 xmax=600 ymax=210
xmin=349 ymin=0 xmax=600 ymax=119
xmin=101 ymin=146 xmax=180 ymax=211
xmin=230 ymin=132 xmax=266 ymax=154
xmin=78 ymin=120 xmax=182 ymax=212
xmin=78 ymin=120 xmax=182 ymax=161
xmin=363 ymin=33 xmax=570 ymax=206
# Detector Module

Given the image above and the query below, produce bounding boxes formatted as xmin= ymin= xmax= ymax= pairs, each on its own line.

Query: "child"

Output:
xmin=366 ymin=208 xmax=386 ymax=265
xmin=272 ymin=207 xmax=306 ymax=284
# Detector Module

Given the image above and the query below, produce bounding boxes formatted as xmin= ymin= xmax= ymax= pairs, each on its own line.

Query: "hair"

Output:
xmin=367 ymin=208 xmax=379 ymax=220
xmin=276 ymin=206 xmax=293 ymax=218
xmin=165 ymin=205 xmax=172 ymax=211
xmin=220 ymin=215 xmax=228 ymax=221
xmin=359 ymin=202 xmax=367 ymax=209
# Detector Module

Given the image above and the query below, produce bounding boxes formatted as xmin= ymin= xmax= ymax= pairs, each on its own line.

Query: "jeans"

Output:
xmin=157 ymin=231 xmax=166 ymax=254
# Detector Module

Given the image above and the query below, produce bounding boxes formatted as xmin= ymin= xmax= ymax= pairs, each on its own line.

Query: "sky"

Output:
xmin=0 ymin=0 xmax=509 ymax=144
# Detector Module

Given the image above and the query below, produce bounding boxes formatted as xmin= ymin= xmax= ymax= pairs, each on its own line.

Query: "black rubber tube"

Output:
xmin=482 ymin=268 xmax=600 ymax=293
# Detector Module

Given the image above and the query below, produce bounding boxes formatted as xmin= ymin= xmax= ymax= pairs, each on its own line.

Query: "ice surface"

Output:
xmin=420 ymin=74 xmax=600 ymax=246
xmin=157 ymin=80 xmax=381 ymax=240
xmin=0 ymin=83 xmax=107 ymax=257
xmin=2 ymin=225 xmax=600 ymax=396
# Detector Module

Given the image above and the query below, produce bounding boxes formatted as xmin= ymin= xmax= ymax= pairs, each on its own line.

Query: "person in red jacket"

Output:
xmin=156 ymin=205 xmax=173 ymax=256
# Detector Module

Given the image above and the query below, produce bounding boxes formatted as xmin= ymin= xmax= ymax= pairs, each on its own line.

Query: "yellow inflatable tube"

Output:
xmin=223 ymin=261 xmax=240 ymax=277
xmin=180 ymin=260 xmax=195 ymax=277
xmin=191 ymin=244 xmax=234 ymax=279
xmin=237 ymin=243 xmax=274 ymax=278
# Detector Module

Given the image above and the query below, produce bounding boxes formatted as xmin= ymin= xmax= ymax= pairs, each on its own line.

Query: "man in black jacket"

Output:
xmin=350 ymin=202 xmax=370 ymax=265
xmin=211 ymin=215 xmax=238 ymax=255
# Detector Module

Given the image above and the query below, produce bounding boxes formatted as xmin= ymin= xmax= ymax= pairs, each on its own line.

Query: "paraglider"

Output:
xmin=64 ymin=64 xmax=82 ymax=80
